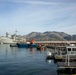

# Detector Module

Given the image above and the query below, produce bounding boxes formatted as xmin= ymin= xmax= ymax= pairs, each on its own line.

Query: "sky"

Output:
xmin=0 ymin=0 xmax=76 ymax=36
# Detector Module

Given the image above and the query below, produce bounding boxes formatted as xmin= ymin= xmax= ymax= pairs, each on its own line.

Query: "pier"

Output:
xmin=35 ymin=41 xmax=76 ymax=47
xmin=45 ymin=42 xmax=76 ymax=74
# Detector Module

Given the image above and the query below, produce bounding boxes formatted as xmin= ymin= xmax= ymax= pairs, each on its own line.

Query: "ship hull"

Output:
xmin=0 ymin=37 xmax=16 ymax=44
xmin=17 ymin=43 xmax=37 ymax=48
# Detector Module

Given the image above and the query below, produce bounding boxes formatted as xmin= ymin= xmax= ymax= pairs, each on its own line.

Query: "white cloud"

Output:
xmin=0 ymin=0 xmax=57 ymax=5
xmin=25 ymin=1 xmax=57 ymax=5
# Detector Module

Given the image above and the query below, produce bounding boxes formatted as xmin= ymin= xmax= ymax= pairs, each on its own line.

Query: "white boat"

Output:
xmin=46 ymin=51 xmax=52 ymax=56
xmin=54 ymin=43 xmax=76 ymax=62
xmin=66 ymin=44 xmax=76 ymax=55
xmin=0 ymin=37 xmax=16 ymax=44
xmin=0 ymin=32 xmax=16 ymax=44
xmin=46 ymin=51 xmax=54 ymax=59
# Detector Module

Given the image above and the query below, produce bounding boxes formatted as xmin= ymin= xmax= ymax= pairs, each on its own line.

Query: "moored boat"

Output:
xmin=0 ymin=31 xmax=17 ymax=44
xmin=46 ymin=51 xmax=54 ymax=59
xmin=37 ymin=45 xmax=46 ymax=50
xmin=54 ymin=44 xmax=76 ymax=62
xmin=17 ymin=43 xmax=37 ymax=48
xmin=17 ymin=39 xmax=37 ymax=48
xmin=10 ymin=43 xmax=18 ymax=47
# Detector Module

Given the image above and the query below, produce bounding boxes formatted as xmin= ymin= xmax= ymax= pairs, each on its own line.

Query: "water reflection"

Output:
xmin=0 ymin=44 xmax=10 ymax=56
xmin=0 ymin=44 xmax=71 ymax=75
xmin=29 ymin=48 xmax=35 ymax=54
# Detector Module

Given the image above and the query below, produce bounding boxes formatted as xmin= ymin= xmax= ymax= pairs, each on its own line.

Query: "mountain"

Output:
xmin=22 ymin=31 xmax=76 ymax=41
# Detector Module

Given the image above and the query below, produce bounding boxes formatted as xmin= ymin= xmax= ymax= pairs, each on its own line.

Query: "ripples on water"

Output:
xmin=0 ymin=44 xmax=72 ymax=75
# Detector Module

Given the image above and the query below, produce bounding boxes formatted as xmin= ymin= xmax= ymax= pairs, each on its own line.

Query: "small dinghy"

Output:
xmin=46 ymin=51 xmax=54 ymax=59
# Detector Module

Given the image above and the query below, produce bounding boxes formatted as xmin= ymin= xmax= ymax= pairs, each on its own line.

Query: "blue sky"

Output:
xmin=0 ymin=0 xmax=76 ymax=36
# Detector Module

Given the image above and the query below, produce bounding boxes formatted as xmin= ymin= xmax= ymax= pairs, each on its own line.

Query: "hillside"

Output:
xmin=21 ymin=31 xmax=76 ymax=41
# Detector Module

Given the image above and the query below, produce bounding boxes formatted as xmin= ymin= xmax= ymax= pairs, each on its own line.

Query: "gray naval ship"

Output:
xmin=0 ymin=31 xmax=26 ymax=44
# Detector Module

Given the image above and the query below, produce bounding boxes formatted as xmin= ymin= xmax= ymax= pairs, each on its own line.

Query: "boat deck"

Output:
xmin=57 ymin=62 xmax=76 ymax=69
xmin=54 ymin=55 xmax=76 ymax=62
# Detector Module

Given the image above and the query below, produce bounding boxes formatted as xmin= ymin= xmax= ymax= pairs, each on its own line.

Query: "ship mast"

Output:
xmin=6 ymin=32 xmax=9 ymax=37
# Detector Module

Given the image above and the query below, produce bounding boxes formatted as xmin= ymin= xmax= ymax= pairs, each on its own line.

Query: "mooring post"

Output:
xmin=67 ymin=54 xmax=70 ymax=66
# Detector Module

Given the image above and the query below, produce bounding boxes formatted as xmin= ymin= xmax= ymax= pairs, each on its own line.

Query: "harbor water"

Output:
xmin=0 ymin=44 xmax=74 ymax=75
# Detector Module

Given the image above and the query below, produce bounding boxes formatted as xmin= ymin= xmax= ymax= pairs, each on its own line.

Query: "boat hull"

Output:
xmin=17 ymin=43 xmax=37 ymax=48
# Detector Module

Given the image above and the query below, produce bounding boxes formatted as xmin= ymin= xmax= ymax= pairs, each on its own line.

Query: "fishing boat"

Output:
xmin=54 ymin=44 xmax=76 ymax=62
xmin=17 ymin=43 xmax=37 ymax=48
xmin=17 ymin=39 xmax=37 ymax=48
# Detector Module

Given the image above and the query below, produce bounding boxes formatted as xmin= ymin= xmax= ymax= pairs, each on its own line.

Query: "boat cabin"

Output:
xmin=66 ymin=44 xmax=76 ymax=55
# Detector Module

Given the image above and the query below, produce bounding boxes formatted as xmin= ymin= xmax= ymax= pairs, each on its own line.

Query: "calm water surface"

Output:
xmin=0 ymin=44 xmax=71 ymax=75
